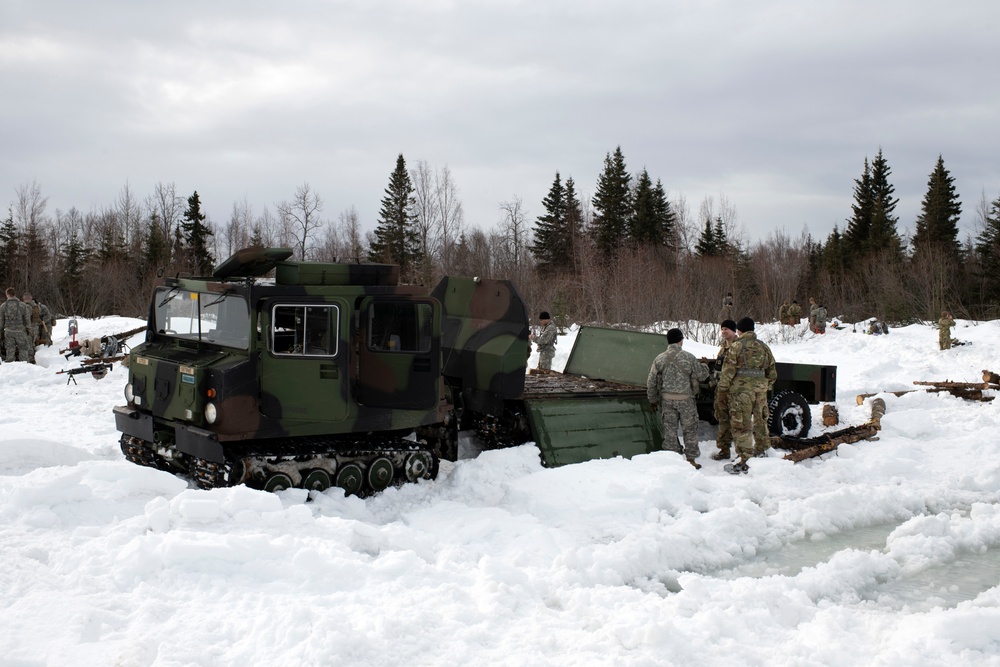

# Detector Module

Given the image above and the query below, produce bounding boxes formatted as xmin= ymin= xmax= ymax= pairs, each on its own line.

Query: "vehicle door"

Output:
xmin=356 ymin=297 xmax=440 ymax=409
xmin=259 ymin=300 xmax=349 ymax=423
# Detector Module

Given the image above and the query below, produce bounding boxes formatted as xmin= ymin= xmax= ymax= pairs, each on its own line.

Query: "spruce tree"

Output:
xmin=368 ymin=154 xmax=422 ymax=279
xmin=562 ymin=177 xmax=584 ymax=269
xmin=532 ymin=172 xmax=567 ymax=274
xmin=912 ymin=155 xmax=962 ymax=259
xmin=590 ymin=146 xmax=632 ymax=259
xmin=181 ymin=191 xmax=215 ymax=275
xmin=652 ymin=179 xmax=677 ymax=252
xmin=974 ymin=194 xmax=1000 ymax=304
xmin=845 ymin=149 xmax=902 ymax=262
xmin=143 ymin=211 xmax=168 ymax=277
xmin=60 ymin=231 xmax=89 ymax=314
xmin=867 ymin=148 xmax=902 ymax=259
xmin=0 ymin=209 xmax=18 ymax=287
xmin=712 ymin=216 xmax=729 ymax=257
xmin=695 ymin=218 xmax=718 ymax=256
xmin=845 ymin=157 xmax=873 ymax=256
xmin=629 ymin=169 xmax=668 ymax=246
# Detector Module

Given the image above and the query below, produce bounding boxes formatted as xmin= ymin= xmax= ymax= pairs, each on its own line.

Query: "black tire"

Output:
xmin=768 ymin=390 xmax=811 ymax=437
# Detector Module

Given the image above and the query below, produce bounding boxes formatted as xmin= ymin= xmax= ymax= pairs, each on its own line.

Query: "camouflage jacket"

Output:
xmin=717 ymin=332 xmax=777 ymax=393
xmin=788 ymin=303 xmax=802 ymax=319
xmin=535 ymin=322 xmax=557 ymax=352
xmin=0 ymin=296 xmax=30 ymax=331
xmin=815 ymin=306 xmax=827 ymax=323
xmin=938 ymin=317 xmax=955 ymax=333
xmin=647 ymin=343 xmax=709 ymax=401
xmin=39 ymin=303 xmax=54 ymax=328
xmin=778 ymin=304 xmax=789 ymax=321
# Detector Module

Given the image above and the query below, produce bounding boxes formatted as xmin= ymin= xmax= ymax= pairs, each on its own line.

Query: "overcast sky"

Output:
xmin=3 ymin=0 xmax=999 ymax=247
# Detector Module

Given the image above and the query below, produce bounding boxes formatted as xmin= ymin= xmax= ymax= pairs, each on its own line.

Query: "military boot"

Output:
xmin=710 ymin=449 xmax=731 ymax=461
xmin=687 ymin=458 xmax=702 ymax=470
xmin=724 ymin=453 xmax=750 ymax=475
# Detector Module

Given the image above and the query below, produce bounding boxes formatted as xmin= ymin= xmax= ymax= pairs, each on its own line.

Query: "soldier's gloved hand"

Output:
xmin=649 ymin=401 xmax=659 ymax=412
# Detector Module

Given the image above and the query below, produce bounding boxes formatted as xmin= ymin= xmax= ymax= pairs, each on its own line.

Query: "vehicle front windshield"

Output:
xmin=153 ymin=287 xmax=250 ymax=349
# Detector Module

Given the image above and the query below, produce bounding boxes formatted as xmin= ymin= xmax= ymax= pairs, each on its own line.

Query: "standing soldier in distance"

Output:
xmin=711 ymin=319 xmax=738 ymax=461
xmin=938 ymin=310 xmax=955 ymax=350
xmin=778 ymin=300 xmax=789 ymax=326
xmin=808 ymin=297 xmax=818 ymax=332
xmin=720 ymin=292 xmax=734 ymax=320
xmin=788 ymin=300 xmax=802 ymax=326
xmin=814 ymin=303 xmax=828 ymax=334
xmin=0 ymin=287 xmax=32 ymax=362
xmin=21 ymin=292 xmax=41 ymax=363
xmin=647 ymin=328 xmax=709 ymax=469
xmin=533 ymin=311 xmax=558 ymax=371
xmin=38 ymin=298 xmax=55 ymax=346
xmin=717 ymin=317 xmax=777 ymax=475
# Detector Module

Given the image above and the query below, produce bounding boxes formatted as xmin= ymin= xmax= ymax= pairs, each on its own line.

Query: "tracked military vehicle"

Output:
xmin=115 ymin=247 xmax=835 ymax=494
xmin=115 ymin=247 xmax=529 ymax=493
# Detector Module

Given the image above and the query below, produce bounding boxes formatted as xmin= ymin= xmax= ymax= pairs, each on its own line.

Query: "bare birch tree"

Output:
xmin=276 ymin=182 xmax=324 ymax=259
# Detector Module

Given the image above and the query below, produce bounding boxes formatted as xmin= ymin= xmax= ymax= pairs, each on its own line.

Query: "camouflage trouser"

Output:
xmin=714 ymin=394 xmax=732 ymax=453
xmin=728 ymin=382 xmax=770 ymax=460
xmin=939 ymin=332 xmax=952 ymax=350
xmin=3 ymin=328 xmax=31 ymax=362
xmin=538 ymin=347 xmax=555 ymax=370
xmin=659 ymin=397 xmax=701 ymax=461
xmin=26 ymin=324 xmax=38 ymax=362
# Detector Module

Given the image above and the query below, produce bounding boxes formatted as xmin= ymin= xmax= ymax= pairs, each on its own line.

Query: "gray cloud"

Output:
xmin=2 ymin=0 xmax=998 ymax=244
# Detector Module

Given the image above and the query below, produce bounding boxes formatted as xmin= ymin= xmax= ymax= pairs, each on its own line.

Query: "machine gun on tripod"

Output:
xmin=56 ymin=361 xmax=115 ymax=385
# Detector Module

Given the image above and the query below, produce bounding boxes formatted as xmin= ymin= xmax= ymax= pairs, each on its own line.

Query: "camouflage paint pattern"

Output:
xmin=117 ymin=248 xmax=534 ymax=491
xmin=431 ymin=276 xmax=529 ymax=415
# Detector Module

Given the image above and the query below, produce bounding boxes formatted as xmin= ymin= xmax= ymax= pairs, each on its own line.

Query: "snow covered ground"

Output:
xmin=2 ymin=316 xmax=999 ymax=666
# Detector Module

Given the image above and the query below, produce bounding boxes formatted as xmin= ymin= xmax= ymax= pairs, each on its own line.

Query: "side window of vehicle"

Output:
xmin=271 ymin=304 xmax=339 ymax=357
xmin=367 ymin=302 xmax=433 ymax=353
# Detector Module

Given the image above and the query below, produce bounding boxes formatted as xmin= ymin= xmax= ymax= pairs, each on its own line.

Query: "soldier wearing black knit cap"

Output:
xmin=717 ymin=317 xmax=777 ymax=474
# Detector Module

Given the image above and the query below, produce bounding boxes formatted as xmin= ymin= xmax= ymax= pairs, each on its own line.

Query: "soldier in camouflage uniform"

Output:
xmin=21 ymin=292 xmax=42 ymax=362
xmin=710 ymin=319 xmax=738 ymax=461
xmin=717 ymin=317 xmax=777 ymax=474
xmin=778 ymin=300 xmax=789 ymax=326
xmin=938 ymin=310 xmax=955 ymax=350
xmin=37 ymin=298 xmax=55 ymax=346
xmin=533 ymin=311 xmax=558 ymax=371
xmin=0 ymin=287 xmax=32 ymax=362
xmin=788 ymin=300 xmax=802 ymax=326
xmin=646 ymin=328 xmax=709 ymax=469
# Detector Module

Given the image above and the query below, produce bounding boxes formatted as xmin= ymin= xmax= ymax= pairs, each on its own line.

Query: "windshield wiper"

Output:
xmin=157 ymin=287 xmax=180 ymax=308
xmin=201 ymin=291 xmax=231 ymax=309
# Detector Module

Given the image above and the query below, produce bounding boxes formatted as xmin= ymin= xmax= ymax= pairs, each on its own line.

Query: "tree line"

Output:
xmin=5 ymin=147 xmax=1000 ymax=334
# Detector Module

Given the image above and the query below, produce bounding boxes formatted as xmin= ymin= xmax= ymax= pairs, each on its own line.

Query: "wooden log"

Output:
xmin=822 ymin=403 xmax=839 ymax=426
xmin=855 ymin=390 xmax=915 ymax=405
xmin=782 ymin=424 xmax=880 ymax=462
xmin=913 ymin=380 xmax=989 ymax=389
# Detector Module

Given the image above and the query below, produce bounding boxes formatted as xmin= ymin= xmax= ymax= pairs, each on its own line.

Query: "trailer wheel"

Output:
xmin=768 ymin=390 xmax=810 ymax=438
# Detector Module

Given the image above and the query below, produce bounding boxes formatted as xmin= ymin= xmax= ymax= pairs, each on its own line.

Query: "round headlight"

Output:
xmin=205 ymin=402 xmax=218 ymax=424
xmin=124 ymin=383 xmax=134 ymax=403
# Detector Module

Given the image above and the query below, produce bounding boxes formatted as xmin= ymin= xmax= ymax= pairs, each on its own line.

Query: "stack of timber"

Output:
xmin=772 ymin=398 xmax=885 ymax=463
xmin=855 ymin=369 xmax=1000 ymax=404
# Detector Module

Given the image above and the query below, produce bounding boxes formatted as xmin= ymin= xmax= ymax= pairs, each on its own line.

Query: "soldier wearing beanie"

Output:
xmin=646 ymin=328 xmax=709 ymax=469
xmin=710 ymin=319 xmax=738 ymax=461
xmin=717 ymin=317 xmax=777 ymax=474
